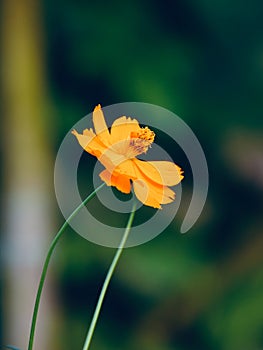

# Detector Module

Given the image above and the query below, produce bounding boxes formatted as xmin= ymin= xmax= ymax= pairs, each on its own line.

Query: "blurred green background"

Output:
xmin=1 ymin=0 xmax=263 ymax=349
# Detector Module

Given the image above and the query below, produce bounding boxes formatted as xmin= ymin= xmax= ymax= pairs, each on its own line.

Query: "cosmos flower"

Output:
xmin=72 ymin=105 xmax=183 ymax=208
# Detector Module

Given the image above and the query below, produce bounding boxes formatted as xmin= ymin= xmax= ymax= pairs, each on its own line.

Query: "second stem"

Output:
xmin=82 ymin=201 xmax=137 ymax=350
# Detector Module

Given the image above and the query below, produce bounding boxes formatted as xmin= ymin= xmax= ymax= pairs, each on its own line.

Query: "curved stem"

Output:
xmin=82 ymin=201 xmax=137 ymax=350
xmin=27 ymin=183 xmax=105 ymax=350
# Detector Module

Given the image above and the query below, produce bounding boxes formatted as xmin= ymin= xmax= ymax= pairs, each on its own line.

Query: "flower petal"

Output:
xmin=93 ymin=105 xmax=111 ymax=146
xmin=134 ymin=159 xmax=184 ymax=186
xmin=72 ymin=129 xmax=106 ymax=157
xmin=113 ymin=159 xmax=140 ymax=179
xmin=99 ymin=169 xmax=131 ymax=194
xmin=110 ymin=116 xmax=141 ymax=146
xmin=113 ymin=158 xmax=178 ymax=208
xmin=98 ymin=147 xmax=127 ymax=173
xmin=133 ymin=179 xmax=175 ymax=208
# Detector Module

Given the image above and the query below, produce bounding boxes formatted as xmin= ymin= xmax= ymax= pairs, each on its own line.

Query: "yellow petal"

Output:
xmin=113 ymin=158 xmax=178 ymax=208
xmin=133 ymin=178 xmax=175 ymax=208
xmin=72 ymin=129 xmax=106 ymax=157
xmin=98 ymin=146 xmax=127 ymax=173
xmin=134 ymin=159 xmax=184 ymax=186
xmin=110 ymin=116 xmax=141 ymax=146
xmin=114 ymin=159 xmax=141 ymax=179
xmin=92 ymin=104 xmax=111 ymax=146
xmin=99 ymin=169 xmax=131 ymax=194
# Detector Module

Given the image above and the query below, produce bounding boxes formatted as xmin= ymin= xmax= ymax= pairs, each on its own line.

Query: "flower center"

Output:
xmin=129 ymin=127 xmax=155 ymax=156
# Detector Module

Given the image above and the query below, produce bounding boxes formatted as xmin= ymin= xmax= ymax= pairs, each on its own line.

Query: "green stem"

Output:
xmin=82 ymin=201 xmax=137 ymax=350
xmin=27 ymin=183 xmax=105 ymax=350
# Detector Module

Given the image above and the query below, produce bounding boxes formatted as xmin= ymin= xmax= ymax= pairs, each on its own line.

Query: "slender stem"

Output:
xmin=27 ymin=183 xmax=105 ymax=350
xmin=82 ymin=201 xmax=137 ymax=350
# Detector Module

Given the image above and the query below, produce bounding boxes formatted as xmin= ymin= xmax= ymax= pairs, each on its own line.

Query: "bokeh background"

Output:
xmin=1 ymin=0 xmax=263 ymax=349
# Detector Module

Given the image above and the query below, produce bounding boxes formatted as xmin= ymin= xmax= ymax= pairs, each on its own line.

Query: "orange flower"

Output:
xmin=72 ymin=104 xmax=184 ymax=208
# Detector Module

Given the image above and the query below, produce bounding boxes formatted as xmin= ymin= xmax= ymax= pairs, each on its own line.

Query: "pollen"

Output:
xmin=139 ymin=127 xmax=155 ymax=142
xmin=129 ymin=126 xmax=155 ymax=156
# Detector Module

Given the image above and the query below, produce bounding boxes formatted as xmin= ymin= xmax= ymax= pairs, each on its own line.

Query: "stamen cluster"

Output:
xmin=130 ymin=127 xmax=155 ymax=155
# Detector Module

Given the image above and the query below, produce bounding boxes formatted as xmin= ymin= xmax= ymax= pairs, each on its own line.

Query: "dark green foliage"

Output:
xmin=43 ymin=1 xmax=263 ymax=349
